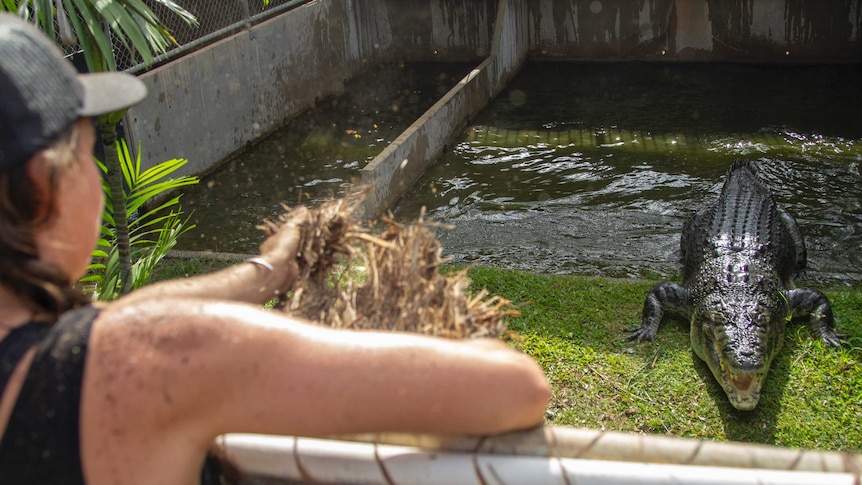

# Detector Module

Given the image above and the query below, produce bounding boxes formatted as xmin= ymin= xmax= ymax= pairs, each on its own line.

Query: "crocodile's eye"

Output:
xmin=696 ymin=304 xmax=724 ymax=340
xmin=702 ymin=321 xmax=715 ymax=340
xmin=707 ymin=309 xmax=727 ymax=325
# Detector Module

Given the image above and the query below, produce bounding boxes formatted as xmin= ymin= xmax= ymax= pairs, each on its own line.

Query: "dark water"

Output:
xmin=392 ymin=63 xmax=862 ymax=285
xmin=177 ymin=62 xmax=862 ymax=285
xmin=176 ymin=62 xmax=476 ymax=252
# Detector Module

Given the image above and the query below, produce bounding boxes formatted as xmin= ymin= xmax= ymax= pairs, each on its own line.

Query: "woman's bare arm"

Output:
xmin=116 ymin=207 xmax=308 ymax=306
xmin=196 ymin=302 xmax=551 ymax=437
xmin=83 ymin=299 xmax=550 ymax=447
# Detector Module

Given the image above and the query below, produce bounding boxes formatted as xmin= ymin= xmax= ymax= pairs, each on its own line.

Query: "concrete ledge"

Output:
xmin=360 ymin=0 xmax=529 ymax=219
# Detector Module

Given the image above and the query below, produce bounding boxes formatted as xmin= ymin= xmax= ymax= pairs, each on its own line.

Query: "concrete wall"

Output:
xmin=526 ymin=0 xmax=862 ymax=61
xmin=126 ymin=0 xmax=496 ymax=178
xmin=377 ymin=0 xmax=497 ymax=61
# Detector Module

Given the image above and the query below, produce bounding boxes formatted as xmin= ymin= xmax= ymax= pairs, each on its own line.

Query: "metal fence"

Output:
xmin=115 ymin=0 xmax=312 ymax=73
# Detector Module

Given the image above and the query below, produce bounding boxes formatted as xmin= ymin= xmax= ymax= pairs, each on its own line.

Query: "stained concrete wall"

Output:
xmin=377 ymin=0 xmax=497 ymax=61
xmin=526 ymin=0 xmax=862 ymax=61
xmin=125 ymin=0 xmax=861 ymax=197
xmin=130 ymin=0 xmax=366 ymax=176
xmin=127 ymin=0 xmax=496 ymax=178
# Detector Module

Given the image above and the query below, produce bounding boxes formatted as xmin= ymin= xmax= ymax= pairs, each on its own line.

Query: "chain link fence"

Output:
xmin=107 ymin=0 xmax=310 ymax=72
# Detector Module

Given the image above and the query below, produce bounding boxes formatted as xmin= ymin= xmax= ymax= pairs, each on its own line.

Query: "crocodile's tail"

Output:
xmin=724 ymin=160 xmax=767 ymax=189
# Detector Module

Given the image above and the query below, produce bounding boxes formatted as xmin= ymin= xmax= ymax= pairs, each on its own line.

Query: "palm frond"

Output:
xmin=87 ymin=141 xmax=199 ymax=300
xmin=3 ymin=0 xmax=197 ymax=70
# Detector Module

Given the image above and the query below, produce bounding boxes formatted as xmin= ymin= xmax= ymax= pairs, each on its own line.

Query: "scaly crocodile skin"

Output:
xmin=627 ymin=161 xmax=844 ymax=410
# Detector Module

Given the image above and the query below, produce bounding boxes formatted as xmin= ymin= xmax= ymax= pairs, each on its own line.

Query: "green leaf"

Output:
xmin=117 ymin=137 xmax=137 ymax=190
xmin=146 ymin=0 xmax=197 ymax=25
xmin=91 ymin=249 xmax=110 ymax=258
xmin=126 ymin=179 xmax=197 ymax=215
xmin=66 ymin=0 xmax=117 ymax=71
xmin=8 ymin=0 xmax=196 ymax=72
xmin=136 ymin=157 xmax=189 ymax=186
xmin=134 ymin=196 xmax=184 ymax=221
xmin=100 ymin=2 xmax=150 ymax=50
xmin=85 ymin=139 xmax=199 ymax=300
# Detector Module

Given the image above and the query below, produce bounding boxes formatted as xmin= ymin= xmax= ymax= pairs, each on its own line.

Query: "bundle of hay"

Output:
xmin=259 ymin=197 xmax=516 ymax=339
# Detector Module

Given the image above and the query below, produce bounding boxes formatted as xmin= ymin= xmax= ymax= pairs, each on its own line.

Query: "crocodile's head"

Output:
xmin=690 ymin=282 xmax=787 ymax=410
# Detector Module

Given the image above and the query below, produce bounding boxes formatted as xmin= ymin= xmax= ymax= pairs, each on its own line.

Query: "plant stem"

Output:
xmin=100 ymin=120 xmax=132 ymax=295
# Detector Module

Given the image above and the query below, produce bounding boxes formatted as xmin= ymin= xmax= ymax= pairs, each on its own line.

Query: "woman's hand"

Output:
xmin=257 ymin=206 xmax=308 ymax=295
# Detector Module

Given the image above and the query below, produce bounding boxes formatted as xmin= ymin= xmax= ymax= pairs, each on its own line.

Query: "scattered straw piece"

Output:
xmin=260 ymin=197 xmax=517 ymax=338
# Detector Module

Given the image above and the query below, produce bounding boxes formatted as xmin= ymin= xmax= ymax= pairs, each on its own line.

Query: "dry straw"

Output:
xmin=259 ymin=196 xmax=517 ymax=339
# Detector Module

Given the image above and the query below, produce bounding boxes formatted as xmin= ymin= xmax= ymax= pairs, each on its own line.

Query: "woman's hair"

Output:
xmin=0 ymin=122 xmax=91 ymax=320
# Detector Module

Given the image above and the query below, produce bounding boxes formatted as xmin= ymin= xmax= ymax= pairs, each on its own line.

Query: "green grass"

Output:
xmin=149 ymin=257 xmax=862 ymax=452
xmin=467 ymin=267 xmax=862 ymax=452
xmin=150 ymin=254 xmax=240 ymax=281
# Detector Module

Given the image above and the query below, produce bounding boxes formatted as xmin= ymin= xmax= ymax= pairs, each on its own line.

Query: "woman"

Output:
xmin=0 ymin=13 xmax=551 ymax=485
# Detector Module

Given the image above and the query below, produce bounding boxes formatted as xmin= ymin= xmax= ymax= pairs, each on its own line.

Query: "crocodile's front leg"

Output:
xmin=627 ymin=282 xmax=691 ymax=342
xmin=778 ymin=207 xmax=807 ymax=273
xmin=785 ymin=288 xmax=847 ymax=347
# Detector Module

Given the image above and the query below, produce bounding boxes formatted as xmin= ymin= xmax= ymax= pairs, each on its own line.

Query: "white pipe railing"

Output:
xmin=220 ymin=426 xmax=862 ymax=484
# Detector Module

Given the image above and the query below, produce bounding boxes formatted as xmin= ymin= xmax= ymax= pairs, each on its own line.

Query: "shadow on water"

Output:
xmin=176 ymin=61 xmax=862 ymax=286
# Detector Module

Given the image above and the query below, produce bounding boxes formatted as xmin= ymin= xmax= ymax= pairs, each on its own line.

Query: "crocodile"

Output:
xmin=627 ymin=161 xmax=845 ymax=410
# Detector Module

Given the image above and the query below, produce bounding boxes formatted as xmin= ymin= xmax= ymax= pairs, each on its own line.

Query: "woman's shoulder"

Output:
xmin=82 ymin=298 xmax=261 ymax=432
xmin=92 ymin=297 xmax=234 ymax=353
xmin=86 ymin=297 xmax=267 ymax=398
xmin=80 ymin=297 xmax=250 ymax=484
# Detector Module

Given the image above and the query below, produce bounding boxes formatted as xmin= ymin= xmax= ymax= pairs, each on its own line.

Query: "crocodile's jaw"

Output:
xmin=716 ymin=362 xmax=767 ymax=411
xmin=692 ymin=326 xmax=769 ymax=410
xmin=690 ymin=290 xmax=785 ymax=411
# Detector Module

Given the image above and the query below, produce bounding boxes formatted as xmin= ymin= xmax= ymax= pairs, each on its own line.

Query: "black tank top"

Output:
xmin=0 ymin=306 xmax=224 ymax=484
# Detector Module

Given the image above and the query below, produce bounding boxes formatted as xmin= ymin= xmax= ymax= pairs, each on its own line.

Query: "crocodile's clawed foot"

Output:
xmin=820 ymin=331 xmax=850 ymax=348
xmin=625 ymin=326 xmax=656 ymax=343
